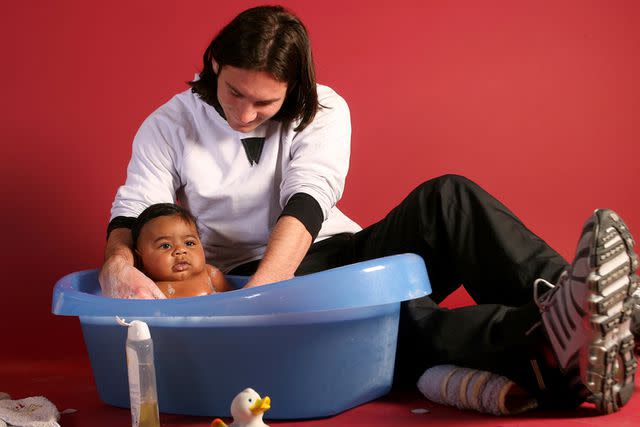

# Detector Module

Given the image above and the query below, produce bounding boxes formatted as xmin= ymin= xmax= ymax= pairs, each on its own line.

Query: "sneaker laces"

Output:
xmin=533 ymin=274 xmax=565 ymax=312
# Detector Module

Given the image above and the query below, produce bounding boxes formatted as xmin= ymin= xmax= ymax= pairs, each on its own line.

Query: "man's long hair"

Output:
xmin=189 ymin=5 xmax=319 ymax=132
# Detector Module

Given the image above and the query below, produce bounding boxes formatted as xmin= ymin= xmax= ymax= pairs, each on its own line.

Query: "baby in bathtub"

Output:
xmin=132 ymin=203 xmax=232 ymax=298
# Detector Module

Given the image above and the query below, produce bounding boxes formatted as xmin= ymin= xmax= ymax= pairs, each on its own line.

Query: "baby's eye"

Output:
xmin=159 ymin=243 xmax=172 ymax=249
xmin=186 ymin=240 xmax=197 ymax=247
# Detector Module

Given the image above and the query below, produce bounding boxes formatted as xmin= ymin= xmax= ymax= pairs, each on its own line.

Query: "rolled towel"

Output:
xmin=417 ymin=364 xmax=538 ymax=416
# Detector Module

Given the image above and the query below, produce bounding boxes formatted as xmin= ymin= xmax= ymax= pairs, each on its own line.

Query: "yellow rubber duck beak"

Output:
xmin=249 ymin=396 xmax=271 ymax=415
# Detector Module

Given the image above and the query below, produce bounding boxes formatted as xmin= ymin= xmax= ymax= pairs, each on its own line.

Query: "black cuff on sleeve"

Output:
xmin=279 ymin=193 xmax=324 ymax=240
xmin=106 ymin=216 xmax=136 ymax=239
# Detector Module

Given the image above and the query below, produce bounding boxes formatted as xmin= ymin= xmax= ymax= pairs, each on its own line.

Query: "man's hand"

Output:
xmin=99 ymin=255 xmax=166 ymax=299
xmin=100 ymin=227 xmax=166 ymax=299
xmin=243 ymin=215 xmax=311 ymax=288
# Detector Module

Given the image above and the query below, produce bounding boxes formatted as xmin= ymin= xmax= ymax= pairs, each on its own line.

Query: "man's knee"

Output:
xmin=417 ymin=174 xmax=478 ymax=197
xmin=434 ymin=173 xmax=475 ymax=188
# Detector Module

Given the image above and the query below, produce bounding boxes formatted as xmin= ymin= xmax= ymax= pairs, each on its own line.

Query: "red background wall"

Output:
xmin=1 ymin=0 xmax=638 ymax=361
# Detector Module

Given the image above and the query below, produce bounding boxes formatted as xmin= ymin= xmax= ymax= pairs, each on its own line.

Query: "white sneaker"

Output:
xmin=535 ymin=209 xmax=639 ymax=413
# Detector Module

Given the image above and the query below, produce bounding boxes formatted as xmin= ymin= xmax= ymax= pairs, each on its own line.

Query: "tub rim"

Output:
xmin=52 ymin=253 xmax=431 ymax=317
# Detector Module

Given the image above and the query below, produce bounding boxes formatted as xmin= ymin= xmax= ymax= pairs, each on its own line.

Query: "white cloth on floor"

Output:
xmin=0 ymin=393 xmax=8 ymax=427
xmin=0 ymin=394 xmax=60 ymax=427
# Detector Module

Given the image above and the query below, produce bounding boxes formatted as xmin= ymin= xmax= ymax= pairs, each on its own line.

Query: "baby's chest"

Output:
xmin=157 ymin=276 xmax=214 ymax=299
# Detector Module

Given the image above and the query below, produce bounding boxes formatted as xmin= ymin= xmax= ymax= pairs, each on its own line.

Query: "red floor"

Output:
xmin=3 ymin=357 xmax=640 ymax=427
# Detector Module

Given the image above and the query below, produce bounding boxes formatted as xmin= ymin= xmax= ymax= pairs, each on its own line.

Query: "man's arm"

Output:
xmin=244 ymin=90 xmax=353 ymax=288
xmin=244 ymin=215 xmax=312 ymax=288
xmin=99 ymin=228 xmax=166 ymax=299
xmin=102 ymin=100 xmax=183 ymax=299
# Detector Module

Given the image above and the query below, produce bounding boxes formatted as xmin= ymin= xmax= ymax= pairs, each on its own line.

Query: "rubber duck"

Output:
xmin=211 ymin=388 xmax=271 ymax=427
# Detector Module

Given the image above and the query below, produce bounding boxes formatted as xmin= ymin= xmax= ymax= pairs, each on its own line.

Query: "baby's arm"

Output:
xmin=207 ymin=264 xmax=233 ymax=292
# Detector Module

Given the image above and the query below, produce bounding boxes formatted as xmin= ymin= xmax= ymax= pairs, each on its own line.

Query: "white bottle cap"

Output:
xmin=127 ymin=320 xmax=151 ymax=341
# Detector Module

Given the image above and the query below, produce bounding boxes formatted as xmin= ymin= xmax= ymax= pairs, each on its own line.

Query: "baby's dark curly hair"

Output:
xmin=131 ymin=203 xmax=198 ymax=249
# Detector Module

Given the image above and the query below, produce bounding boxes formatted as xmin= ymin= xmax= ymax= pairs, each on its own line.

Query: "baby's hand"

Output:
xmin=99 ymin=255 xmax=166 ymax=299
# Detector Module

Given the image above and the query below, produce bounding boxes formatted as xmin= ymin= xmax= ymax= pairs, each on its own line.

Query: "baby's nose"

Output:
xmin=173 ymin=246 xmax=187 ymax=255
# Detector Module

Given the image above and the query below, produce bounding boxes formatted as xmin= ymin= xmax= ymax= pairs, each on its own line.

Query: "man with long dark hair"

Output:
xmin=100 ymin=5 xmax=638 ymax=415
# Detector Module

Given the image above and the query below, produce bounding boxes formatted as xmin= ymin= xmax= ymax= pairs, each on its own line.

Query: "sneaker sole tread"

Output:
xmin=583 ymin=209 xmax=638 ymax=414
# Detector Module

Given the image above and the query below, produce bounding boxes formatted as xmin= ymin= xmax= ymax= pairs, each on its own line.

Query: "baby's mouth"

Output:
xmin=172 ymin=261 xmax=191 ymax=272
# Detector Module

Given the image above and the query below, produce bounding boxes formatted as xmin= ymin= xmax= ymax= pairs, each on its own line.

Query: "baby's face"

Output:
xmin=135 ymin=215 xmax=206 ymax=282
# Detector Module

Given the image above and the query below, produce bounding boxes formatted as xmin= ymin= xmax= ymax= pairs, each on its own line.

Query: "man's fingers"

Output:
xmin=130 ymin=283 xmax=167 ymax=300
xmin=99 ymin=262 xmax=166 ymax=300
xmin=131 ymin=287 xmax=155 ymax=299
xmin=138 ymin=275 xmax=167 ymax=299
xmin=149 ymin=285 xmax=167 ymax=300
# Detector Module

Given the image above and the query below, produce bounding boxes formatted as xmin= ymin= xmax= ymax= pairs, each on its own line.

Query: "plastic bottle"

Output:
xmin=117 ymin=317 xmax=160 ymax=427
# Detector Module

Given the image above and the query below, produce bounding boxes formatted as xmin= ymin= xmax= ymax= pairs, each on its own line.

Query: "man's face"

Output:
xmin=135 ymin=215 xmax=206 ymax=282
xmin=214 ymin=63 xmax=288 ymax=133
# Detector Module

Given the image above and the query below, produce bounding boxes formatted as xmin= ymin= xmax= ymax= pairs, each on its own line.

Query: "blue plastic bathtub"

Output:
xmin=52 ymin=254 xmax=431 ymax=419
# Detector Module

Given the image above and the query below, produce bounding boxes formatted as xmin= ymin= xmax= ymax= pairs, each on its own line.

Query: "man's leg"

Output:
xmin=341 ymin=175 xmax=638 ymax=412
xmin=347 ymin=174 xmax=568 ymax=305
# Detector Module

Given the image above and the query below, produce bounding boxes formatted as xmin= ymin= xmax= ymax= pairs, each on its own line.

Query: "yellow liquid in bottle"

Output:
xmin=138 ymin=401 xmax=160 ymax=427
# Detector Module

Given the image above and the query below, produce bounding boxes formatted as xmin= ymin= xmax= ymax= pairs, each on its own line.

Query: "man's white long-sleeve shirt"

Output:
xmin=111 ymin=84 xmax=361 ymax=272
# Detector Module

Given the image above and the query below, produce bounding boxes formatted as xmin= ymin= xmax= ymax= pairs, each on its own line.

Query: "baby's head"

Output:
xmin=132 ymin=203 xmax=206 ymax=282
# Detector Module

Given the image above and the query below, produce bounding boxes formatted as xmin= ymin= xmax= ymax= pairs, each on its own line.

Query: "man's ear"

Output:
xmin=212 ymin=59 xmax=219 ymax=74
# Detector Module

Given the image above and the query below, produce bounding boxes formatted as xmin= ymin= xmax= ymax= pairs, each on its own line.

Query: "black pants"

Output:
xmin=231 ymin=174 xmax=571 ymax=395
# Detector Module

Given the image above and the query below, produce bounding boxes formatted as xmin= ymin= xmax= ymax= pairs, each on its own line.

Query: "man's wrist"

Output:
xmin=104 ymin=250 xmax=135 ymax=267
xmin=104 ymin=228 xmax=135 ymax=263
xmin=248 ymin=269 xmax=294 ymax=287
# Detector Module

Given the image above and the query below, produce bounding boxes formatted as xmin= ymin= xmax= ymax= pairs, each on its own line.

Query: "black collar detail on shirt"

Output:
xmin=241 ymin=137 xmax=265 ymax=166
